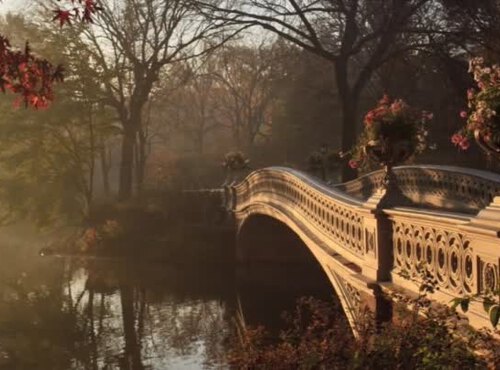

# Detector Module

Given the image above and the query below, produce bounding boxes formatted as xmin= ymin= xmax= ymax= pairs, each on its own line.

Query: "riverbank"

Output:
xmin=39 ymin=190 xmax=234 ymax=265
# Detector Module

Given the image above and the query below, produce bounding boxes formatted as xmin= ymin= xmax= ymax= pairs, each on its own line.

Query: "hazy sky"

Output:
xmin=0 ymin=0 xmax=32 ymax=14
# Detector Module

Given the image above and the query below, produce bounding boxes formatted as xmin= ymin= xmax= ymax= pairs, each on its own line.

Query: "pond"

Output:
xmin=0 ymin=223 xmax=334 ymax=370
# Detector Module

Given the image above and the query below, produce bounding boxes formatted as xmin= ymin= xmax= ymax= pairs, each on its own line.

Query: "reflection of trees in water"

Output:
xmin=66 ymin=260 xmax=232 ymax=369
xmin=143 ymin=298 xmax=230 ymax=367
xmin=0 ymin=254 xmax=345 ymax=369
xmin=0 ymin=260 xmax=91 ymax=370
xmin=0 ymin=256 xmax=233 ymax=369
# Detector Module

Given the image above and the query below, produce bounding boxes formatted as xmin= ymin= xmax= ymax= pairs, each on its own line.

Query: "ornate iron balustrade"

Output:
xmin=226 ymin=165 xmax=500 ymax=330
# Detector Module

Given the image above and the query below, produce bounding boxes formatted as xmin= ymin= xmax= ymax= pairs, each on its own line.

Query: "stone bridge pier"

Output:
xmin=225 ymin=165 xmax=500 ymax=333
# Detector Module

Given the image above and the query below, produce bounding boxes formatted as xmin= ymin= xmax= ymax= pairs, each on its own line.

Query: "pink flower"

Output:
xmin=364 ymin=111 xmax=375 ymax=126
xmin=451 ymin=133 xmax=464 ymax=145
xmin=467 ymin=88 xmax=475 ymax=100
xmin=451 ymin=134 xmax=470 ymax=151
xmin=390 ymin=100 xmax=405 ymax=114
xmin=348 ymin=160 xmax=359 ymax=169
xmin=459 ymin=137 xmax=470 ymax=150
xmin=379 ymin=94 xmax=390 ymax=106
xmin=460 ymin=110 xmax=468 ymax=119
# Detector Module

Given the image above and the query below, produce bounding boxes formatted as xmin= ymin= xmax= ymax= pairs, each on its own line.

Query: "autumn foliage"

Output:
xmin=0 ymin=37 xmax=64 ymax=109
xmin=0 ymin=0 xmax=101 ymax=108
xmin=453 ymin=58 xmax=500 ymax=150
xmin=229 ymin=297 xmax=498 ymax=369
xmin=52 ymin=0 xmax=102 ymax=26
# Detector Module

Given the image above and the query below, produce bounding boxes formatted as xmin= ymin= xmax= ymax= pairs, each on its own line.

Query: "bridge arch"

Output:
xmin=237 ymin=214 xmax=318 ymax=264
xmin=235 ymin=204 xmax=373 ymax=333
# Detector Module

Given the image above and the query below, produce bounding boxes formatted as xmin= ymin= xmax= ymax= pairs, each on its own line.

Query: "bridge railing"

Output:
xmin=336 ymin=165 xmax=500 ymax=214
xmin=226 ymin=165 xmax=500 ymax=328
xmin=387 ymin=199 xmax=500 ymax=328
xmin=230 ymin=167 xmax=367 ymax=264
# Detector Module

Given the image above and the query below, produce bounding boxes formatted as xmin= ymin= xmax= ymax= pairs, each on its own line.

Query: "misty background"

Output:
xmin=0 ymin=0 xmax=497 ymax=226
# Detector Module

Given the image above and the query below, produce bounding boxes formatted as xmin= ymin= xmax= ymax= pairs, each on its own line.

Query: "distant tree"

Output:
xmin=440 ymin=0 xmax=500 ymax=57
xmin=157 ymin=58 xmax=221 ymax=156
xmin=0 ymin=16 xmax=116 ymax=225
xmin=270 ymin=44 xmax=340 ymax=166
xmin=199 ymin=0 xmax=453 ymax=180
xmin=181 ymin=65 xmax=221 ymax=156
xmin=213 ymin=42 xmax=277 ymax=152
xmin=81 ymin=0 xmax=232 ymax=198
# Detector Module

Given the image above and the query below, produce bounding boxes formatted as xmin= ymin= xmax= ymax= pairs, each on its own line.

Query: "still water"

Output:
xmin=0 ymin=224 xmax=333 ymax=370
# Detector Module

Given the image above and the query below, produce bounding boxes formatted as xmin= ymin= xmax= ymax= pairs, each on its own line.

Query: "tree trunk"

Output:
xmin=245 ymin=133 xmax=254 ymax=158
xmin=234 ymin=128 xmax=241 ymax=150
xmin=119 ymin=127 xmax=136 ymax=200
xmin=335 ymin=60 xmax=359 ymax=182
xmin=99 ymin=141 xmax=111 ymax=197
xmin=86 ymin=107 xmax=95 ymax=208
xmin=340 ymin=98 xmax=358 ymax=182
xmin=135 ymin=129 xmax=147 ymax=194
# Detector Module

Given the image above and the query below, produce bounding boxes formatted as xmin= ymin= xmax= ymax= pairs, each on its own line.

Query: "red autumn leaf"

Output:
xmin=0 ymin=1 xmax=101 ymax=109
xmin=53 ymin=10 xmax=72 ymax=27
xmin=82 ymin=8 xmax=93 ymax=23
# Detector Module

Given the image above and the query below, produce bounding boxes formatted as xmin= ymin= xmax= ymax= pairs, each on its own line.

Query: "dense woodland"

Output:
xmin=0 ymin=0 xmax=499 ymax=224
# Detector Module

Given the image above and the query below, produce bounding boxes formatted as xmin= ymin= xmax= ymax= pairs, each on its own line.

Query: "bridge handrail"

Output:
xmin=335 ymin=164 xmax=500 ymax=213
xmin=233 ymin=166 xmax=364 ymax=207
xmin=385 ymin=204 xmax=500 ymax=328
xmin=230 ymin=166 xmax=368 ymax=263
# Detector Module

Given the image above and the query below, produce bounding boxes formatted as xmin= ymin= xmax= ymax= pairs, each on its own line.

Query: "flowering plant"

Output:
xmin=453 ymin=58 xmax=500 ymax=152
xmin=349 ymin=95 xmax=432 ymax=169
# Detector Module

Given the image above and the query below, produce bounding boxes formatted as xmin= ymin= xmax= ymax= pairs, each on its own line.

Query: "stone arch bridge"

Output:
xmin=224 ymin=165 xmax=500 ymax=332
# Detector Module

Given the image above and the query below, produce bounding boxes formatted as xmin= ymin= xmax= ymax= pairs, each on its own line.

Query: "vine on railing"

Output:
xmin=451 ymin=292 xmax=500 ymax=328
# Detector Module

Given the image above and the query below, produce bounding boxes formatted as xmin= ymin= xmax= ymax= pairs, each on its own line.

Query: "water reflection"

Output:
xmin=234 ymin=264 xmax=335 ymax=335
xmin=0 ymin=227 xmax=338 ymax=370
xmin=71 ymin=260 xmax=236 ymax=369
xmin=0 ymin=256 xmax=235 ymax=370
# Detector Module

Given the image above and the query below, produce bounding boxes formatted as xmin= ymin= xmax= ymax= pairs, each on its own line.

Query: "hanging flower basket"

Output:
xmin=350 ymin=95 xmax=432 ymax=171
xmin=453 ymin=57 xmax=500 ymax=160
xmin=222 ymin=151 xmax=250 ymax=171
xmin=222 ymin=151 xmax=251 ymax=185
xmin=364 ymin=138 xmax=415 ymax=167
